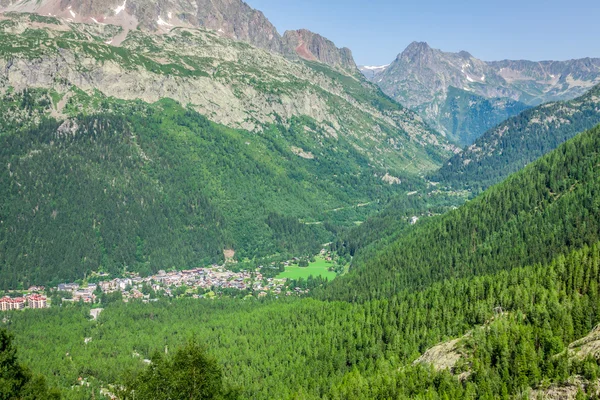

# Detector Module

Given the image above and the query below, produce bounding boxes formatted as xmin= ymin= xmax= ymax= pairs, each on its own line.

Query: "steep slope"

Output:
xmin=435 ymin=84 xmax=600 ymax=190
xmin=0 ymin=87 xmax=440 ymax=288
xmin=283 ymin=29 xmax=357 ymax=74
xmin=436 ymin=86 xmax=530 ymax=145
xmin=0 ymin=0 xmax=359 ymax=75
xmin=0 ymin=12 xmax=454 ymax=173
xmin=367 ymin=41 xmax=600 ymax=143
xmin=319 ymin=122 xmax=600 ymax=302
xmin=0 ymin=0 xmax=289 ymax=54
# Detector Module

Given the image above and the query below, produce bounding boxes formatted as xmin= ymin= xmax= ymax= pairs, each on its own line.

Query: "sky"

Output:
xmin=245 ymin=0 xmax=600 ymax=66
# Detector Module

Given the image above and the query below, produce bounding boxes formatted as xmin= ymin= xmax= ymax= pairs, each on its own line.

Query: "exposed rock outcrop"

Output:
xmin=363 ymin=41 xmax=600 ymax=142
xmin=283 ymin=29 xmax=357 ymax=74
xmin=0 ymin=13 xmax=455 ymax=173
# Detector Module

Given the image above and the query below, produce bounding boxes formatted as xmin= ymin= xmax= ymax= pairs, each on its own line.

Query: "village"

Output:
xmin=0 ymin=247 xmax=346 ymax=311
xmin=56 ymin=265 xmax=303 ymax=304
xmin=0 ymin=263 xmax=318 ymax=311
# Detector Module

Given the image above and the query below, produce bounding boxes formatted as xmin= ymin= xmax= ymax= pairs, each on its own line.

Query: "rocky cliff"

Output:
xmin=283 ymin=29 xmax=357 ymax=74
xmin=364 ymin=41 xmax=600 ymax=143
xmin=0 ymin=12 xmax=456 ymax=173
xmin=0 ymin=0 xmax=366 ymax=74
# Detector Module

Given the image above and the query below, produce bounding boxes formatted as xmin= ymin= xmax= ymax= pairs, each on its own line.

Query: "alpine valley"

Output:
xmin=1 ymin=1 xmax=600 ymax=400
xmin=361 ymin=41 xmax=600 ymax=146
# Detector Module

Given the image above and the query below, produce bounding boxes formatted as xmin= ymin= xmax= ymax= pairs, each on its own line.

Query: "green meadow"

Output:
xmin=276 ymin=257 xmax=338 ymax=281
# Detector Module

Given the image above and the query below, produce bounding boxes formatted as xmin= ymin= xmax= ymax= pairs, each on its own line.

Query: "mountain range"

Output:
xmin=0 ymin=4 xmax=459 ymax=286
xmin=0 ymin=9 xmax=455 ymax=173
xmin=0 ymin=0 xmax=359 ymax=73
xmin=361 ymin=41 xmax=600 ymax=145
xmin=435 ymin=83 xmax=600 ymax=190
xmin=4 ymin=0 xmax=600 ymax=398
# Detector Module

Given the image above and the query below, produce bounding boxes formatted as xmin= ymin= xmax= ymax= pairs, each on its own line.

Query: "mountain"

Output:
xmin=0 ymin=10 xmax=460 ymax=287
xmin=283 ymin=29 xmax=358 ymax=74
xmin=0 ymin=0 xmax=289 ymax=54
xmin=364 ymin=41 xmax=600 ymax=144
xmin=0 ymin=0 xmax=361 ymax=75
xmin=0 ymin=12 xmax=456 ymax=173
xmin=435 ymin=84 xmax=600 ymax=190
xmin=319 ymin=122 xmax=600 ymax=302
xmin=435 ymin=86 xmax=530 ymax=145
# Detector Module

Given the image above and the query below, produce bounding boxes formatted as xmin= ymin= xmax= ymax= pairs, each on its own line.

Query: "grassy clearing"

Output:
xmin=277 ymin=256 xmax=337 ymax=281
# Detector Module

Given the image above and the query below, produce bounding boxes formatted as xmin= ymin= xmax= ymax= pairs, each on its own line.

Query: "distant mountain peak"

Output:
xmin=362 ymin=42 xmax=600 ymax=145
xmin=397 ymin=41 xmax=436 ymax=64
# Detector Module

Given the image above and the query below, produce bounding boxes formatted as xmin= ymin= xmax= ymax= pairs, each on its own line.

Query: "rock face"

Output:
xmin=283 ymin=29 xmax=357 ymax=74
xmin=568 ymin=324 xmax=600 ymax=360
xmin=0 ymin=12 xmax=455 ymax=173
xmin=1 ymin=0 xmax=287 ymax=53
xmin=0 ymin=0 xmax=363 ymax=73
xmin=364 ymin=41 xmax=600 ymax=142
xmin=413 ymin=337 xmax=465 ymax=372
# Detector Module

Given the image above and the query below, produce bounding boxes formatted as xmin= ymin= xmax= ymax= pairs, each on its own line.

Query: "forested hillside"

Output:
xmin=320 ymin=123 xmax=600 ymax=302
xmin=0 ymin=88 xmax=429 ymax=288
xmin=7 ymin=235 xmax=600 ymax=399
xmin=436 ymin=86 xmax=530 ymax=146
xmin=435 ymin=84 xmax=600 ymax=190
xmin=3 ymin=115 xmax=600 ymax=399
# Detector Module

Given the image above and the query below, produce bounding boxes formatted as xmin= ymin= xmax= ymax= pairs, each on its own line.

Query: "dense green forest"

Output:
xmin=2 ymin=6 xmax=600 ymax=400
xmin=0 ymin=88 xmax=429 ymax=288
xmin=6 ymin=239 xmax=600 ymax=399
xmin=437 ymin=86 xmax=530 ymax=146
xmin=2 ymin=119 xmax=600 ymax=399
xmin=321 ymin=123 xmax=600 ymax=302
xmin=0 ymin=328 xmax=60 ymax=399
xmin=332 ymin=188 xmax=468 ymax=260
xmin=435 ymin=84 xmax=600 ymax=191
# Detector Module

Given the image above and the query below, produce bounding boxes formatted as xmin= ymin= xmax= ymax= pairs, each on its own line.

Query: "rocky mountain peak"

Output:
xmin=1 ymin=0 xmax=364 ymax=72
xmin=364 ymin=40 xmax=600 ymax=144
xmin=1 ymin=0 xmax=287 ymax=52
xmin=283 ymin=29 xmax=358 ymax=74
xmin=399 ymin=41 xmax=431 ymax=57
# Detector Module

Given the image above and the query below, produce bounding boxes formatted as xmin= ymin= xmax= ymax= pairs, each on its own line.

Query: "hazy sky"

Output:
xmin=245 ymin=0 xmax=600 ymax=66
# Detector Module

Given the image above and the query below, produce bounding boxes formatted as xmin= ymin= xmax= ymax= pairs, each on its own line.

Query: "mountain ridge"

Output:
xmin=361 ymin=41 xmax=600 ymax=144
xmin=0 ymin=12 xmax=455 ymax=173
xmin=435 ymin=83 xmax=600 ymax=189
xmin=0 ymin=0 xmax=360 ymax=74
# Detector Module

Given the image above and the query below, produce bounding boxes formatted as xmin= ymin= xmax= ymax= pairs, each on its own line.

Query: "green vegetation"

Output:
xmin=436 ymin=86 xmax=530 ymax=146
xmin=435 ymin=84 xmax=600 ymax=191
xmin=4 ymin=121 xmax=600 ymax=399
xmin=119 ymin=340 xmax=238 ymax=400
xmin=0 ymin=328 xmax=60 ymax=399
xmin=7 ymin=240 xmax=600 ymax=399
xmin=321 ymin=123 xmax=600 ymax=302
xmin=276 ymin=256 xmax=337 ymax=280
xmin=0 ymin=89 xmax=427 ymax=288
